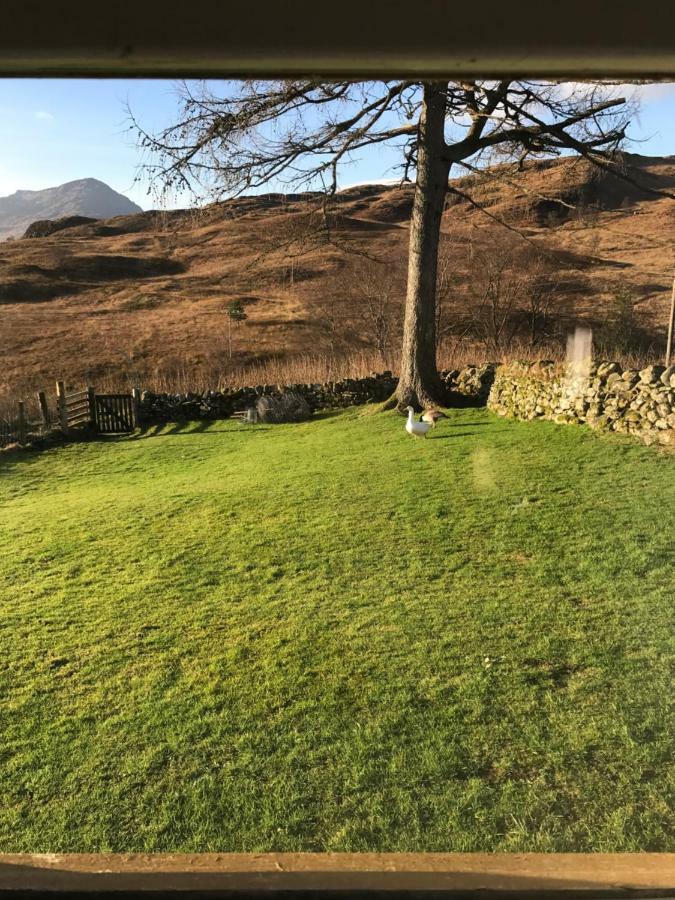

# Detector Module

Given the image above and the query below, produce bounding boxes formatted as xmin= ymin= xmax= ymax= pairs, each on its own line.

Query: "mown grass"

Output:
xmin=0 ymin=408 xmax=672 ymax=852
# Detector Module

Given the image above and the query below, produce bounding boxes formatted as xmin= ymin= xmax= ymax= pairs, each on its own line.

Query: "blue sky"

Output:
xmin=1 ymin=79 xmax=674 ymax=210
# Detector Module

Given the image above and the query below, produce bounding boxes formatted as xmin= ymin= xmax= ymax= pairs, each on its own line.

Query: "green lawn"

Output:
xmin=0 ymin=408 xmax=673 ymax=852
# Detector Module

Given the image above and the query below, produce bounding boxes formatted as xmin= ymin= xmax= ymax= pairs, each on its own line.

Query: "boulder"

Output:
xmin=255 ymin=391 xmax=312 ymax=424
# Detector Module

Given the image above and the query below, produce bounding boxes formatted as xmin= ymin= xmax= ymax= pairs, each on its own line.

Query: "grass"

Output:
xmin=0 ymin=408 xmax=673 ymax=852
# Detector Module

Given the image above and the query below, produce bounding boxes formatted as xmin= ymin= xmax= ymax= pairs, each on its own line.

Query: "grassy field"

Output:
xmin=0 ymin=408 xmax=673 ymax=852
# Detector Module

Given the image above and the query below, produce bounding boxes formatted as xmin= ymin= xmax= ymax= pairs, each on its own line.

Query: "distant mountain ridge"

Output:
xmin=0 ymin=178 xmax=142 ymax=240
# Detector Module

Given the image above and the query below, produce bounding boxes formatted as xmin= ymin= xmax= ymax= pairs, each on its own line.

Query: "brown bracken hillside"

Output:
xmin=1 ymin=153 xmax=674 ymax=398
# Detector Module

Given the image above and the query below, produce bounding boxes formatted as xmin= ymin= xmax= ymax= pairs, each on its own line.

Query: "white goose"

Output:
xmin=405 ymin=406 xmax=432 ymax=438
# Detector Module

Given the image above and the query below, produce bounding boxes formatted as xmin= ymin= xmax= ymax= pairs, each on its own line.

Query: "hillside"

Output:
xmin=1 ymin=154 xmax=674 ymax=398
xmin=0 ymin=178 xmax=142 ymax=241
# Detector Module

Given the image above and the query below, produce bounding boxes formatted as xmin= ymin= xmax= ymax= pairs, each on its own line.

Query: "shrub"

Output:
xmin=599 ymin=286 xmax=642 ymax=356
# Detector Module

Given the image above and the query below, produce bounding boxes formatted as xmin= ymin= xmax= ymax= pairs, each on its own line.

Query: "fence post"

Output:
xmin=132 ymin=387 xmax=142 ymax=428
xmin=37 ymin=390 xmax=50 ymax=427
xmin=87 ymin=386 xmax=96 ymax=430
xmin=17 ymin=401 xmax=27 ymax=445
xmin=665 ymin=275 xmax=675 ymax=367
xmin=56 ymin=381 xmax=68 ymax=435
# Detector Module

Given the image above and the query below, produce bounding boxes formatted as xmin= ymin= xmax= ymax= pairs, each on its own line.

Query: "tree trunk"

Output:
xmin=395 ymin=82 xmax=450 ymax=411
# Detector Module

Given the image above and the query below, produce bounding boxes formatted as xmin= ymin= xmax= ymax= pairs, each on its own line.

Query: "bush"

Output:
xmin=599 ymin=286 xmax=642 ymax=355
xmin=255 ymin=391 xmax=312 ymax=424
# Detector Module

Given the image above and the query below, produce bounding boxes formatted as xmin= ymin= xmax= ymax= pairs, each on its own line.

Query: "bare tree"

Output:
xmin=358 ymin=259 xmax=403 ymax=362
xmin=437 ymin=228 xmax=563 ymax=354
xmin=461 ymin=235 xmax=562 ymax=354
xmin=472 ymin=256 xmax=522 ymax=354
xmin=332 ymin=257 xmax=404 ymax=363
xmin=133 ymin=80 xmax=634 ymax=408
xmin=435 ymin=240 xmax=457 ymax=349
xmin=313 ymin=295 xmax=353 ymax=377
xmin=523 ymin=268 xmax=559 ymax=349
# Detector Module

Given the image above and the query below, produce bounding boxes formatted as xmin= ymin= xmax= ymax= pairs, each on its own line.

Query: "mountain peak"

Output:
xmin=0 ymin=179 xmax=142 ymax=240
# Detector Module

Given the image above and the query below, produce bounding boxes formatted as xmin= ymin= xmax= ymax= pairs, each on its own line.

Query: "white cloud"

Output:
xmin=35 ymin=110 xmax=54 ymax=122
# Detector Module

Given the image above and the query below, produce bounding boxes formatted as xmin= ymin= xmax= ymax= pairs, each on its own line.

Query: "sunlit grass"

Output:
xmin=0 ymin=408 xmax=672 ymax=851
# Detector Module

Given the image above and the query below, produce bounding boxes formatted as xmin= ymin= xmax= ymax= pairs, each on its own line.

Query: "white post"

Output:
xmin=665 ymin=275 xmax=675 ymax=367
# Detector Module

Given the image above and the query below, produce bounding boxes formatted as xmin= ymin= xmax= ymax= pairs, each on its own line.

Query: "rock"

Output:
xmin=597 ymin=361 xmax=622 ymax=378
xmin=639 ymin=364 xmax=666 ymax=383
xmin=612 ymin=379 xmax=634 ymax=394
xmin=255 ymin=391 xmax=312 ymax=424
xmin=649 ymin=390 xmax=667 ymax=404
xmin=24 ymin=215 xmax=99 ymax=238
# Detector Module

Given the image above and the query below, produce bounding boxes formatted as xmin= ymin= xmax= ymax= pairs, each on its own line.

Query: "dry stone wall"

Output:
xmin=139 ymin=365 xmax=499 ymax=422
xmin=135 ymin=359 xmax=675 ymax=450
xmin=7 ymin=361 xmax=672 ymax=452
xmin=488 ymin=360 xmax=675 ymax=447
xmin=140 ymin=372 xmax=398 ymax=422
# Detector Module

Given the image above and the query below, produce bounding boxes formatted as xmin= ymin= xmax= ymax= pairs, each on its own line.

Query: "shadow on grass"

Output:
xmin=133 ymin=420 xmax=211 ymax=439
xmin=0 ymin=445 xmax=40 ymax=478
xmin=164 ymin=420 xmax=212 ymax=436
xmin=131 ymin=421 xmax=274 ymax=440
xmin=430 ymin=432 xmax=478 ymax=439
xmin=450 ymin=421 xmax=491 ymax=428
xmin=312 ymin=408 xmax=354 ymax=422
xmin=131 ymin=410 xmax=343 ymax=438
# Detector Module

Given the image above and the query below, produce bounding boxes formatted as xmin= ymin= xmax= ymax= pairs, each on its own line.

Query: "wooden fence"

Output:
xmin=0 ymin=382 xmax=141 ymax=448
xmin=0 ymin=402 xmax=28 ymax=448
xmin=94 ymin=394 xmax=136 ymax=434
xmin=56 ymin=382 xmax=95 ymax=434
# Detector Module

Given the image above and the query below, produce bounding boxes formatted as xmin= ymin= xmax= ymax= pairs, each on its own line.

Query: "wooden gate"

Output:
xmin=94 ymin=394 xmax=135 ymax=434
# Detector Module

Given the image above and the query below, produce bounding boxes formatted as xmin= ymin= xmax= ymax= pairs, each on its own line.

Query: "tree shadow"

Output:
xmin=312 ymin=408 xmax=352 ymax=422
xmin=430 ymin=432 xmax=478 ymax=439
